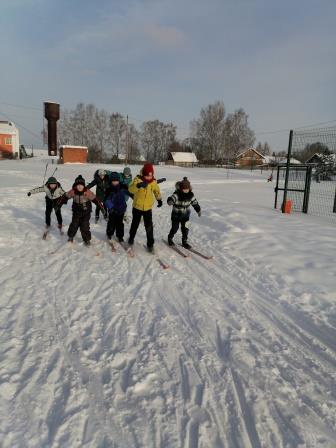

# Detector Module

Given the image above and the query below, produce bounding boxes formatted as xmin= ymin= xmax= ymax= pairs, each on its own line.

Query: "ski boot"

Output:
xmin=168 ymin=237 xmax=175 ymax=246
xmin=182 ymin=241 xmax=191 ymax=250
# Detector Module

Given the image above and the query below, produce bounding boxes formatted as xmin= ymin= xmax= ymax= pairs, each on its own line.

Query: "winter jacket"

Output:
xmin=119 ymin=172 xmax=132 ymax=186
xmin=28 ymin=183 xmax=65 ymax=200
xmin=167 ymin=190 xmax=200 ymax=220
xmin=61 ymin=187 xmax=104 ymax=213
xmin=104 ymin=184 xmax=129 ymax=215
xmin=87 ymin=170 xmax=111 ymax=201
xmin=119 ymin=172 xmax=132 ymax=202
xmin=128 ymin=175 xmax=162 ymax=211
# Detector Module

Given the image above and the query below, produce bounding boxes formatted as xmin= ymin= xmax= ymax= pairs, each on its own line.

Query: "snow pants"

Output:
xmin=106 ymin=212 xmax=124 ymax=240
xmin=45 ymin=197 xmax=62 ymax=227
xmin=129 ymin=208 xmax=154 ymax=247
xmin=168 ymin=218 xmax=189 ymax=243
xmin=68 ymin=208 xmax=91 ymax=242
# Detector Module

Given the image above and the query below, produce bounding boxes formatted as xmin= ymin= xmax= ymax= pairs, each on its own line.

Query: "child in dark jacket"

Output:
xmin=57 ymin=175 xmax=105 ymax=245
xmin=87 ymin=169 xmax=111 ymax=223
xmin=104 ymin=172 xmax=131 ymax=242
xmin=27 ymin=176 xmax=65 ymax=231
xmin=167 ymin=177 xmax=201 ymax=249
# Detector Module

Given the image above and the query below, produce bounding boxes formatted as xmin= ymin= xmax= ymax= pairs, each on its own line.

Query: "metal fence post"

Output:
xmin=303 ymin=166 xmax=312 ymax=213
xmin=282 ymin=130 xmax=293 ymax=213
xmin=274 ymin=165 xmax=280 ymax=209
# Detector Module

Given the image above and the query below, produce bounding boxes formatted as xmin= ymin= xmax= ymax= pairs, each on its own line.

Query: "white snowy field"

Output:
xmin=0 ymin=159 xmax=336 ymax=448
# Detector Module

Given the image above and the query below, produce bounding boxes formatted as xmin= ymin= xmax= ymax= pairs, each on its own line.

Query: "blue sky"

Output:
xmin=1 ymin=0 xmax=335 ymax=150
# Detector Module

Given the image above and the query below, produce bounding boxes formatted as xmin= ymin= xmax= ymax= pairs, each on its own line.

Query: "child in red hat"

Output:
xmin=128 ymin=163 xmax=165 ymax=252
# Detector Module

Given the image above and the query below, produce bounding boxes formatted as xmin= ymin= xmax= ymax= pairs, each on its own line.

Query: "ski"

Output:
xmin=181 ymin=245 xmax=213 ymax=260
xmin=119 ymin=241 xmax=135 ymax=257
xmin=156 ymin=258 xmax=170 ymax=269
xmin=162 ymin=239 xmax=189 ymax=258
xmin=108 ymin=240 xmax=117 ymax=252
xmin=143 ymin=244 xmax=170 ymax=269
xmin=83 ymin=242 xmax=100 ymax=256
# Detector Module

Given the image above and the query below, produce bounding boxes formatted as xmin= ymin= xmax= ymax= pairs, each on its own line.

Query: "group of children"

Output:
xmin=27 ymin=163 xmax=201 ymax=251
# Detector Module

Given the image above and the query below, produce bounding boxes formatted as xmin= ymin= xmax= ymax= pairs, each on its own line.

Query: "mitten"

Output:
xmin=137 ymin=181 xmax=147 ymax=189
xmin=157 ymin=200 xmax=163 ymax=208
xmin=27 ymin=192 xmax=31 ymax=196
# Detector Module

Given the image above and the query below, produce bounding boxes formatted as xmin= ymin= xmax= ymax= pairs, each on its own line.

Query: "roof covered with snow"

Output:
xmin=60 ymin=145 xmax=88 ymax=150
xmin=170 ymin=152 xmax=198 ymax=162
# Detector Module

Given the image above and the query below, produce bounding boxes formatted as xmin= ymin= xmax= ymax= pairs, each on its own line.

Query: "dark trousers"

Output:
xmin=106 ymin=213 xmax=124 ymax=240
xmin=129 ymin=208 xmax=154 ymax=247
xmin=168 ymin=218 xmax=189 ymax=243
xmin=68 ymin=209 xmax=91 ymax=242
xmin=95 ymin=205 xmax=101 ymax=219
xmin=46 ymin=197 xmax=62 ymax=227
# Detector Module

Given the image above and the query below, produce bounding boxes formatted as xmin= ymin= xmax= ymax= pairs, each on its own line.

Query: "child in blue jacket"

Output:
xmin=104 ymin=172 xmax=131 ymax=242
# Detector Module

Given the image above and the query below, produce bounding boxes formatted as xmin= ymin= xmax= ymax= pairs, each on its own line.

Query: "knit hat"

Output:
xmin=110 ymin=172 xmax=120 ymax=182
xmin=46 ymin=176 xmax=57 ymax=184
xmin=74 ymin=175 xmax=85 ymax=186
xmin=143 ymin=163 xmax=154 ymax=177
xmin=180 ymin=177 xmax=191 ymax=190
xmin=123 ymin=167 xmax=131 ymax=176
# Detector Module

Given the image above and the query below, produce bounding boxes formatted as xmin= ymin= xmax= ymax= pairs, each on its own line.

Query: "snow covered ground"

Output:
xmin=0 ymin=159 xmax=335 ymax=448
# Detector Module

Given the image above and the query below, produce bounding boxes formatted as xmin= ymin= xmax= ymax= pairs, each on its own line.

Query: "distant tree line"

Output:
xmin=57 ymin=100 xmax=260 ymax=164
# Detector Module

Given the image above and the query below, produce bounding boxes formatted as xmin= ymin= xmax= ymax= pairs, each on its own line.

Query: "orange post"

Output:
xmin=283 ymin=199 xmax=292 ymax=214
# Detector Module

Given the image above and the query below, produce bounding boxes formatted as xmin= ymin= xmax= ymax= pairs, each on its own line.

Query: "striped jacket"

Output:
xmin=28 ymin=183 xmax=65 ymax=200
xmin=167 ymin=190 xmax=200 ymax=220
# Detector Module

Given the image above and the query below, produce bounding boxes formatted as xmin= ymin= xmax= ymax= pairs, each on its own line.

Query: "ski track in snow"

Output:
xmin=0 ymin=160 xmax=336 ymax=447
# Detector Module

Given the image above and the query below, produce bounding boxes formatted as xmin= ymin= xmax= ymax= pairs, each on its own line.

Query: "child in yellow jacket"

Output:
xmin=128 ymin=163 xmax=164 ymax=252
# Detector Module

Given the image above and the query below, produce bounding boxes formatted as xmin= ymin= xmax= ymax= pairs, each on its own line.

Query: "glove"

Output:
xmin=157 ymin=178 xmax=166 ymax=184
xmin=167 ymin=199 xmax=173 ymax=206
xmin=197 ymin=210 xmax=201 ymax=217
xmin=27 ymin=192 xmax=31 ymax=197
xmin=157 ymin=200 xmax=163 ymax=208
xmin=137 ymin=181 xmax=147 ymax=189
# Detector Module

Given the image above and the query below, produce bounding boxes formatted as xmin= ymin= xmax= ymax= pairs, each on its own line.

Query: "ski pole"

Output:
xmin=42 ymin=163 xmax=49 ymax=184
xmin=50 ymin=167 xmax=58 ymax=177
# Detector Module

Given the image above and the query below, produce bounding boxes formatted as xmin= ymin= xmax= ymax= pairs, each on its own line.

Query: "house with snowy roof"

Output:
xmin=306 ymin=153 xmax=336 ymax=165
xmin=166 ymin=152 xmax=198 ymax=167
xmin=236 ymin=148 xmax=268 ymax=167
xmin=236 ymin=148 xmax=301 ymax=167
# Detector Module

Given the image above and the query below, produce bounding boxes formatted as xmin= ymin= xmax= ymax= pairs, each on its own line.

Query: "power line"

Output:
xmin=255 ymin=119 xmax=336 ymax=136
xmin=0 ymin=111 xmax=43 ymax=141
xmin=0 ymin=101 xmax=42 ymax=112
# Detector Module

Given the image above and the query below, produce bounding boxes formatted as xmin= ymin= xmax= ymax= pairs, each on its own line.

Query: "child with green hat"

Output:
xmin=27 ymin=176 xmax=66 ymax=234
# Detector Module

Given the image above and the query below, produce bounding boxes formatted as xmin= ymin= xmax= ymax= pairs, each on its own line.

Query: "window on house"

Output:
xmin=5 ymin=137 xmax=12 ymax=145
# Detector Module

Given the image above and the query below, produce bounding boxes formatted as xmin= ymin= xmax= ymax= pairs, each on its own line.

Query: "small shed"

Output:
xmin=59 ymin=145 xmax=88 ymax=164
xmin=166 ymin=152 xmax=198 ymax=167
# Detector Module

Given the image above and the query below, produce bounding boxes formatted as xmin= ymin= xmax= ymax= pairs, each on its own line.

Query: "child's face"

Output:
xmin=49 ymin=183 xmax=57 ymax=189
xmin=182 ymin=188 xmax=190 ymax=194
xmin=144 ymin=174 xmax=153 ymax=181
xmin=112 ymin=181 xmax=119 ymax=186
xmin=76 ymin=184 xmax=85 ymax=192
